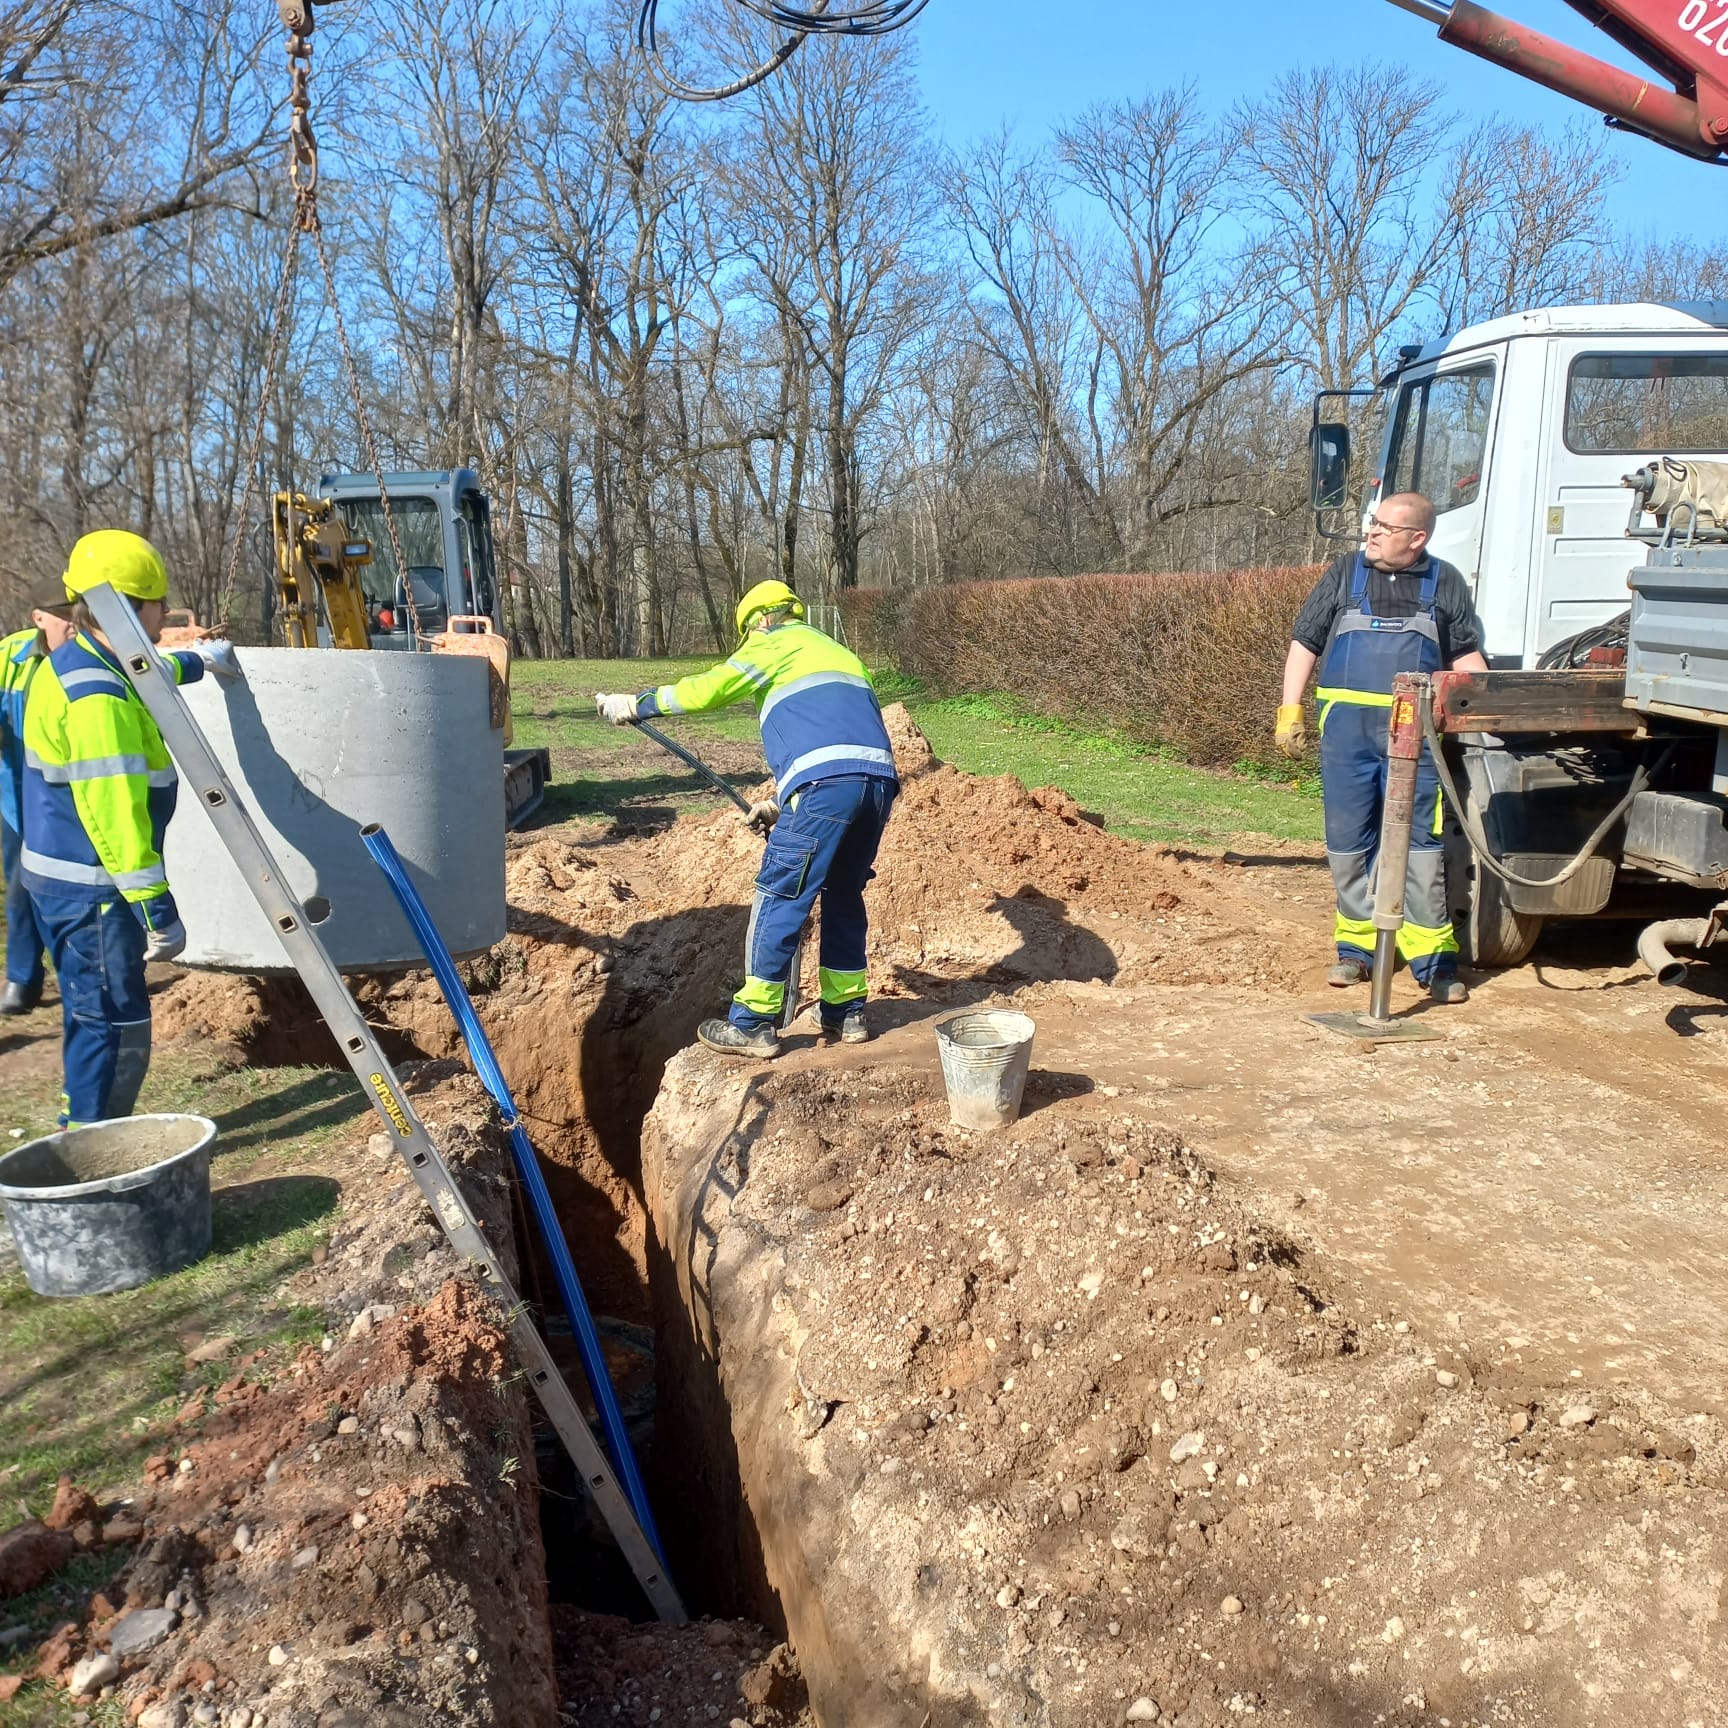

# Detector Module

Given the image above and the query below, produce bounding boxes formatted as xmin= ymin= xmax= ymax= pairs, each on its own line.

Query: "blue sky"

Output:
xmin=907 ymin=0 xmax=1724 ymax=244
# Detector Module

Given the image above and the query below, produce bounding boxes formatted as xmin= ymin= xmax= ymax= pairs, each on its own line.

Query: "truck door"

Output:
xmin=1379 ymin=347 xmax=1504 ymax=619
xmin=1532 ymin=341 xmax=1728 ymax=662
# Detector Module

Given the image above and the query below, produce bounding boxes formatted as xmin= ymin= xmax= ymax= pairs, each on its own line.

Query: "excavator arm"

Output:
xmin=272 ymin=491 xmax=374 ymax=651
xmin=1388 ymin=0 xmax=1728 ymax=159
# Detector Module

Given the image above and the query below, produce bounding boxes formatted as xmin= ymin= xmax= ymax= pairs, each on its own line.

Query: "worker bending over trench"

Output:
xmin=597 ymin=580 xmax=899 ymax=1057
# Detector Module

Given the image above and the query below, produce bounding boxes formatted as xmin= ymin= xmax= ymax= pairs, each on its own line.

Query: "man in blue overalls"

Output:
xmin=1276 ymin=492 xmax=1488 ymax=1003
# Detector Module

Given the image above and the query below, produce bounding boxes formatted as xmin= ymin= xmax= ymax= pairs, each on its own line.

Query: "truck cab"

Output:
xmin=316 ymin=468 xmax=501 ymax=646
xmin=1357 ymin=303 xmax=1728 ymax=664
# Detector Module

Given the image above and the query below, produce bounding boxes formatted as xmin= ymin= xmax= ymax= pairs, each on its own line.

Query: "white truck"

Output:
xmin=1311 ymin=301 xmax=1728 ymax=974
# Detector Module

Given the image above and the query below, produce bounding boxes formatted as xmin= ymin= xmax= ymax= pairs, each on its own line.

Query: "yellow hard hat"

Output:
xmin=734 ymin=579 xmax=804 ymax=641
xmin=62 ymin=530 xmax=168 ymax=603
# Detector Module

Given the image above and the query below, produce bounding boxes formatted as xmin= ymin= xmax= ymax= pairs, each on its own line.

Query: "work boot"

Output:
xmin=0 ymin=980 xmax=41 ymax=1016
xmin=818 ymin=1006 xmax=870 ymax=1045
xmin=697 ymin=1018 xmax=779 ymax=1059
xmin=1327 ymin=958 xmax=1370 ymax=988
xmin=1427 ymin=973 xmax=1469 ymax=1005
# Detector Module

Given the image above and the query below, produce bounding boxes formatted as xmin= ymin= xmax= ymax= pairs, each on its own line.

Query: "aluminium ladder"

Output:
xmin=84 ymin=581 xmax=685 ymax=1623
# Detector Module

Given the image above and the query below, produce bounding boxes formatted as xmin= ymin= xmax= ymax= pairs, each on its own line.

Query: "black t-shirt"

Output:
xmin=1291 ymin=552 xmax=1484 ymax=666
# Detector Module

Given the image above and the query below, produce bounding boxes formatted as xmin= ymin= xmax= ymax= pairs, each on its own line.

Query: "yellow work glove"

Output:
xmin=1275 ymin=702 xmax=1308 ymax=757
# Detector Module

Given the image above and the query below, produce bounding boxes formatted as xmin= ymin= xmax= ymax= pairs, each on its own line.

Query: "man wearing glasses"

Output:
xmin=1276 ymin=492 xmax=1488 ymax=1003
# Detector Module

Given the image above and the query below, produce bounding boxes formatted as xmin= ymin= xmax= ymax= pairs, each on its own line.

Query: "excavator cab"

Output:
xmin=315 ymin=468 xmax=500 ymax=646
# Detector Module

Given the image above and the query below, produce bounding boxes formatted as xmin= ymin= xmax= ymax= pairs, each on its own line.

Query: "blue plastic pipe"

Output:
xmin=359 ymin=822 xmax=664 ymax=1559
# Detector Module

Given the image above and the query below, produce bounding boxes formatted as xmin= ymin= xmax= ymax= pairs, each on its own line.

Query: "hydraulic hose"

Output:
xmin=1420 ymin=702 xmax=1673 ymax=892
xmin=359 ymin=822 xmax=664 ymax=1562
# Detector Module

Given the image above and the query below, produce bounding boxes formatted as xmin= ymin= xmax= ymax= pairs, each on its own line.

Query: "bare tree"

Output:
xmin=1239 ymin=64 xmax=1467 ymax=391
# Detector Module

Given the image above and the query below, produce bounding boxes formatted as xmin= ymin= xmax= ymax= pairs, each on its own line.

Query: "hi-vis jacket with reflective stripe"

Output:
xmin=20 ymin=631 xmax=206 ymax=917
xmin=637 ymin=621 xmax=897 ymax=800
xmin=1 ymin=626 xmax=45 ymax=834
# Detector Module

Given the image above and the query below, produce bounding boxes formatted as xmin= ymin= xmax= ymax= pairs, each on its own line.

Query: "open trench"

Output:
xmin=145 ymin=708 xmax=1728 ymax=1726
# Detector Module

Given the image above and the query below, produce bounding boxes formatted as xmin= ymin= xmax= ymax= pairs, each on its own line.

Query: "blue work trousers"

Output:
xmin=33 ymin=894 xmax=151 ymax=1126
xmin=732 ymin=774 xmax=899 ymax=1033
xmin=2 ymin=818 xmax=46 ymax=991
xmin=1318 ymin=699 xmax=1458 ymax=985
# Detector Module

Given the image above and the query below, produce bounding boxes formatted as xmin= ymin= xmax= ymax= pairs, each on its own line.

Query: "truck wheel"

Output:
xmin=1444 ymin=801 xmax=1544 ymax=967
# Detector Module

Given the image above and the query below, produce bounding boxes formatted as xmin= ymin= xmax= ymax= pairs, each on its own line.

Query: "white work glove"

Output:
xmin=742 ymin=797 xmax=780 ymax=834
xmin=143 ymin=918 xmax=188 ymax=964
xmin=191 ymin=639 xmax=242 ymax=683
xmin=595 ymin=692 xmax=639 ymax=727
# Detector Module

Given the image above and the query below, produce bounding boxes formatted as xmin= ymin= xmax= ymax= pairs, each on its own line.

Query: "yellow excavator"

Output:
xmin=269 ymin=469 xmax=550 ymax=825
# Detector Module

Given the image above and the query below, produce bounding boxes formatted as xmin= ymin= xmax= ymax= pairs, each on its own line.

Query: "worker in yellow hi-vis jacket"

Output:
xmin=597 ymin=580 xmax=899 ymax=1058
xmin=21 ymin=531 xmax=241 ymax=1124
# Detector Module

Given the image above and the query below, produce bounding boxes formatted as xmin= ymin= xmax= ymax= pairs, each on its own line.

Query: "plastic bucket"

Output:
xmin=935 ymin=1010 xmax=1036 ymax=1131
xmin=0 ymin=1115 xmax=216 ymax=1297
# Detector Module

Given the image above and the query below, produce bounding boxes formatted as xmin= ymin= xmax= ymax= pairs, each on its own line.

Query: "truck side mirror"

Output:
xmin=1310 ymin=422 xmax=1351 ymax=512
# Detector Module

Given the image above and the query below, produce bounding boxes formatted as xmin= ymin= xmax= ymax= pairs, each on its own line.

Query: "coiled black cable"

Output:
xmin=637 ymin=0 xmax=929 ymax=101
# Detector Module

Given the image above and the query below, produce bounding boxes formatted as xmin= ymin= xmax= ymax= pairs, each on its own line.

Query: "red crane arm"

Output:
xmin=1389 ymin=0 xmax=1728 ymax=160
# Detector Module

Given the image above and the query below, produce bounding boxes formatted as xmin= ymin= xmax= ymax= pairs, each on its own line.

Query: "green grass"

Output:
xmin=512 ymin=659 xmax=1322 ymax=850
xmin=0 ymin=1051 xmax=363 ymax=1519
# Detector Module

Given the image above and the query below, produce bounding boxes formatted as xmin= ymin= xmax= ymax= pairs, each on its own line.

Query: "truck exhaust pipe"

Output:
xmin=1638 ymin=918 xmax=1713 ymax=987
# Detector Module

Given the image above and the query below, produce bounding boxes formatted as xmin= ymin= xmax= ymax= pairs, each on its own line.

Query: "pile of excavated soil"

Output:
xmin=644 ymin=1048 xmax=1728 ymax=1727
xmin=632 ymin=704 xmax=1299 ymax=998
xmin=158 ymin=707 xmax=1298 ymax=1330
xmin=7 ymin=1078 xmax=557 ymax=1728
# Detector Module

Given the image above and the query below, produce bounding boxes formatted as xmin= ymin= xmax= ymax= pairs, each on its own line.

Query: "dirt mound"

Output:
xmin=6 ymin=1080 xmax=555 ymax=1727
xmin=646 ymin=1049 xmax=1728 ymax=1726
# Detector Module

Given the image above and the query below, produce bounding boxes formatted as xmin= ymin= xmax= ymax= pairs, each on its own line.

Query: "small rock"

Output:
xmin=1559 ymin=1404 xmax=1597 ymax=1429
xmin=184 ymin=1334 xmax=237 ymax=1366
xmin=1435 ymin=1370 xmax=1459 ymax=1389
xmin=1506 ymin=1411 xmax=1531 ymax=1439
xmin=1059 ymin=1489 xmax=1082 ymax=1521
xmin=178 ymin=1458 xmax=194 ymax=1474
xmin=291 ymin=1546 xmax=318 ymax=1569
xmin=1159 ymin=1379 xmax=1179 ymax=1404
xmin=1383 ymin=1616 xmax=1406 ymax=1642
xmin=42 ymin=1476 xmax=101 ymax=1533
xmin=108 ymin=1606 xmax=176 ymax=1657
xmin=995 ymin=1584 xmax=1020 ymax=1608
xmin=336 ymin=1417 xmax=359 ymax=1436
xmin=137 ymin=1704 xmax=184 ymax=1728
xmin=1169 ymin=1431 xmax=1204 ymax=1464
xmin=69 ymin=1652 xmax=119 ymax=1696
xmin=232 ymin=1524 xmax=253 ymax=1554
xmin=1126 ymin=1700 xmax=1160 ymax=1722
xmin=1221 ymin=1596 xmax=1244 ymax=1616
xmin=267 ymin=1643 xmax=289 ymax=1666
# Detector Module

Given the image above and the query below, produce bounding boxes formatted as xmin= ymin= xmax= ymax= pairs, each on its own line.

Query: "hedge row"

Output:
xmin=846 ymin=567 xmax=1323 ymax=772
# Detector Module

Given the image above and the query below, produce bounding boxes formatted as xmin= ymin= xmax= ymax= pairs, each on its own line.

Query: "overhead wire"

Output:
xmin=637 ymin=0 xmax=928 ymax=102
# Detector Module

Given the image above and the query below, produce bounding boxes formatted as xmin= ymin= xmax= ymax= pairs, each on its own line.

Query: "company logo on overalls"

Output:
xmin=369 ymin=1071 xmax=413 ymax=1137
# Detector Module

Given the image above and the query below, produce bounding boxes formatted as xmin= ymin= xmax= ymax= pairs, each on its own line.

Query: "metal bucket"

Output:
xmin=935 ymin=1010 xmax=1036 ymax=1131
xmin=0 ymin=1115 xmax=216 ymax=1297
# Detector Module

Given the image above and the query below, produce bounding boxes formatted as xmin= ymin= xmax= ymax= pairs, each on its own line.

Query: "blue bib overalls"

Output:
xmin=1314 ymin=556 xmax=1460 ymax=983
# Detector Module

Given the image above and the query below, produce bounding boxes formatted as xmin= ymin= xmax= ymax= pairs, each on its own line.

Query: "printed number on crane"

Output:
xmin=1679 ymin=0 xmax=1728 ymax=52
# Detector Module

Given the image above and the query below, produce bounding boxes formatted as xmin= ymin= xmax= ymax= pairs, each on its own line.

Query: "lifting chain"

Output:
xmin=219 ymin=0 xmax=421 ymax=642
